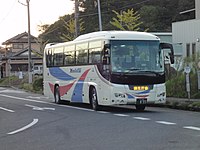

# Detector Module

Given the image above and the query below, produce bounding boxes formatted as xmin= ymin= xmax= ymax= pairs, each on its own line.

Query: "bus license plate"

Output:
xmin=136 ymin=99 xmax=147 ymax=104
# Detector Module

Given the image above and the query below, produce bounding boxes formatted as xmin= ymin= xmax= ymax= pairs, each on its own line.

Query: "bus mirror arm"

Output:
xmin=102 ymin=56 xmax=110 ymax=65
xmin=104 ymin=44 xmax=111 ymax=50
xmin=160 ymin=43 xmax=174 ymax=64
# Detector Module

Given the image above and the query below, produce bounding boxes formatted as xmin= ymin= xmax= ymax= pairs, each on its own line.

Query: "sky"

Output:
xmin=0 ymin=0 xmax=74 ymax=46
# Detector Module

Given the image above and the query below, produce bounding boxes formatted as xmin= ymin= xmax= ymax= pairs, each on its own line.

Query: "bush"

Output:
xmin=166 ymin=71 xmax=200 ymax=99
xmin=33 ymin=77 xmax=43 ymax=91
xmin=166 ymin=73 xmax=187 ymax=98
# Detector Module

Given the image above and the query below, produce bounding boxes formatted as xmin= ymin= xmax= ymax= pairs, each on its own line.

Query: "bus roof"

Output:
xmin=74 ymin=31 xmax=160 ymax=41
xmin=45 ymin=31 xmax=160 ymax=49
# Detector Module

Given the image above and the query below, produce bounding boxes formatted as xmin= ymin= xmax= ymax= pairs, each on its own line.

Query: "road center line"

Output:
xmin=114 ymin=114 xmax=130 ymax=117
xmin=156 ymin=121 xmax=176 ymax=125
xmin=7 ymin=119 xmax=39 ymax=135
xmin=133 ymin=117 xmax=151 ymax=121
xmin=0 ymin=107 xmax=15 ymax=113
xmin=183 ymin=126 xmax=200 ymax=131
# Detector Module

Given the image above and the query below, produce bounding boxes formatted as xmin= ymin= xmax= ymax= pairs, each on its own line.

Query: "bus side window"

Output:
xmin=53 ymin=47 xmax=64 ymax=66
xmin=46 ymin=49 xmax=53 ymax=67
xmin=76 ymin=50 xmax=88 ymax=65
xmin=89 ymin=48 xmax=101 ymax=64
xmin=64 ymin=51 xmax=75 ymax=65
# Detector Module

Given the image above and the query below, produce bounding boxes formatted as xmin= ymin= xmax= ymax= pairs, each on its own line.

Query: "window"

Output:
xmin=89 ymin=41 xmax=102 ymax=48
xmin=64 ymin=45 xmax=75 ymax=65
xmin=89 ymin=48 xmax=101 ymax=64
xmin=75 ymin=42 xmax=88 ymax=65
xmin=46 ymin=49 xmax=53 ymax=67
xmin=76 ymin=50 xmax=88 ymax=64
xmin=53 ymin=47 xmax=64 ymax=66
xmin=13 ymin=44 xmax=23 ymax=49
xmin=186 ymin=43 xmax=190 ymax=57
xmin=64 ymin=51 xmax=75 ymax=65
xmin=76 ymin=43 xmax=88 ymax=50
xmin=192 ymin=43 xmax=196 ymax=55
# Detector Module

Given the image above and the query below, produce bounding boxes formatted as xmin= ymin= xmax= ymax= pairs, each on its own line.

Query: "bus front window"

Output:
xmin=110 ymin=40 xmax=164 ymax=74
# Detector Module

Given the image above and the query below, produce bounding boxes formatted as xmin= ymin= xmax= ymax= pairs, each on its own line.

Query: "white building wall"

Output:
xmin=172 ymin=19 xmax=200 ymax=57
xmin=196 ymin=0 xmax=200 ymax=19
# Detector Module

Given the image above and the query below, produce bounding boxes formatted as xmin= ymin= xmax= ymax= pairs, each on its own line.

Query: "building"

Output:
xmin=172 ymin=0 xmax=200 ymax=58
xmin=0 ymin=32 xmax=42 ymax=78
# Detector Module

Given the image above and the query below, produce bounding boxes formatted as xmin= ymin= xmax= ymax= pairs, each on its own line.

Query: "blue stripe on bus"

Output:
xmin=71 ymin=81 xmax=84 ymax=102
xmin=137 ymin=90 xmax=150 ymax=94
xmin=71 ymin=69 xmax=91 ymax=103
xmin=126 ymin=93 xmax=135 ymax=99
xmin=49 ymin=67 xmax=75 ymax=81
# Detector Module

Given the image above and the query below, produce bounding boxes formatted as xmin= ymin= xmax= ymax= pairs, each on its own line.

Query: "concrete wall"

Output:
xmin=172 ymin=19 xmax=200 ymax=57
xmin=196 ymin=0 xmax=200 ymax=19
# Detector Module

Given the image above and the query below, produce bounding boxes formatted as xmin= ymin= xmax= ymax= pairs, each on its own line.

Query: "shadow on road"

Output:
xmin=58 ymin=100 xmax=158 ymax=114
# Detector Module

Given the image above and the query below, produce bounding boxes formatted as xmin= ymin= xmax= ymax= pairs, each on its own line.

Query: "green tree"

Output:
xmin=110 ymin=8 xmax=145 ymax=31
xmin=60 ymin=17 xmax=85 ymax=41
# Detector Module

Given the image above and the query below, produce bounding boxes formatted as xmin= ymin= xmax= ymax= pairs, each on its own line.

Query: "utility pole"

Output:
xmin=74 ymin=0 xmax=79 ymax=38
xmin=97 ymin=0 xmax=102 ymax=31
xmin=18 ymin=0 xmax=32 ymax=83
xmin=27 ymin=0 xmax=32 ymax=84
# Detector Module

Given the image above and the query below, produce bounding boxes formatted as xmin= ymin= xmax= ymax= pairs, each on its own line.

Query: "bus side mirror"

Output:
xmin=160 ymin=43 xmax=174 ymax=64
xmin=102 ymin=44 xmax=111 ymax=65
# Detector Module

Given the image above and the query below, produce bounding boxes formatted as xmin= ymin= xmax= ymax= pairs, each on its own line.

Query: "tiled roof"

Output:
xmin=2 ymin=32 xmax=37 ymax=45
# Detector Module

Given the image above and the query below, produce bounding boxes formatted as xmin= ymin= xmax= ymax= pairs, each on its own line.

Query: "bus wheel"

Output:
xmin=90 ymin=87 xmax=99 ymax=111
xmin=54 ymin=85 xmax=61 ymax=104
xmin=135 ymin=105 xmax=145 ymax=111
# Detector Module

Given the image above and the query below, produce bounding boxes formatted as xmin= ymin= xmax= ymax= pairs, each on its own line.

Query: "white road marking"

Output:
xmin=133 ymin=117 xmax=151 ymax=121
xmin=97 ymin=111 xmax=110 ymax=114
xmin=0 ymin=94 xmax=49 ymax=104
xmin=7 ymin=119 xmax=39 ymax=135
xmin=1 ymin=93 xmax=200 ymax=133
xmin=27 ymin=96 xmax=41 ymax=99
xmin=114 ymin=114 xmax=130 ymax=117
xmin=183 ymin=126 xmax=200 ymax=131
xmin=0 ymin=94 xmax=94 ymax=112
xmin=0 ymin=89 xmax=25 ymax=93
xmin=25 ymin=104 xmax=55 ymax=111
xmin=156 ymin=121 xmax=176 ymax=125
xmin=27 ymin=96 xmax=49 ymax=99
xmin=0 ymin=107 xmax=15 ymax=113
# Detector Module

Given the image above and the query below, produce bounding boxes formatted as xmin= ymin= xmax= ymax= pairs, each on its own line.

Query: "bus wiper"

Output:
xmin=137 ymin=70 xmax=163 ymax=76
xmin=126 ymin=68 xmax=141 ymax=72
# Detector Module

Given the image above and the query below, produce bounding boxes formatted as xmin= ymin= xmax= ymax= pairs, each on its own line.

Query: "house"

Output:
xmin=172 ymin=0 xmax=200 ymax=59
xmin=0 ymin=32 xmax=42 ymax=78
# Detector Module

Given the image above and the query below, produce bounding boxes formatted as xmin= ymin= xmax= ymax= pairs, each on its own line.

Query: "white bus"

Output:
xmin=43 ymin=31 xmax=174 ymax=111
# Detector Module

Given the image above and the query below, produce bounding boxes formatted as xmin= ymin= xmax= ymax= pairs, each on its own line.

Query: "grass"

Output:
xmin=0 ymin=75 xmax=43 ymax=94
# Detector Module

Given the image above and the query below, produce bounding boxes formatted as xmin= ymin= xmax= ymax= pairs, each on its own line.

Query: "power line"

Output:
xmin=78 ymin=0 xmax=151 ymax=18
xmin=0 ymin=0 xmax=17 ymax=25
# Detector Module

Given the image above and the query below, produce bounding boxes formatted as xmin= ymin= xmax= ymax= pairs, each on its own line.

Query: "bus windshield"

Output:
xmin=110 ymin=40 xmax=163 ymax=74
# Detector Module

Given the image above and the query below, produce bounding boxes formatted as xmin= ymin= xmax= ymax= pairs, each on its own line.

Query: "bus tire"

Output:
xmin=89 ymin=87 xmax=99 ymax=111
xmin=54 ymin=85 xmax=61 ymax=104
xmin=135 ymin=105 xmax=146 ymax=111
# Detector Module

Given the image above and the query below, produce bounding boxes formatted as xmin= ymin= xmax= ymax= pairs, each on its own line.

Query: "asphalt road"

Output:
xmin=0 ymin=87 xmax=200 ymax=150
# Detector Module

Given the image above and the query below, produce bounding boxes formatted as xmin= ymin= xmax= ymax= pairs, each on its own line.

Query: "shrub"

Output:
xmin=33 ymin=78 xmax=43 ymax=91
xmin=166 ymin=71 xmax=200 ymax=99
